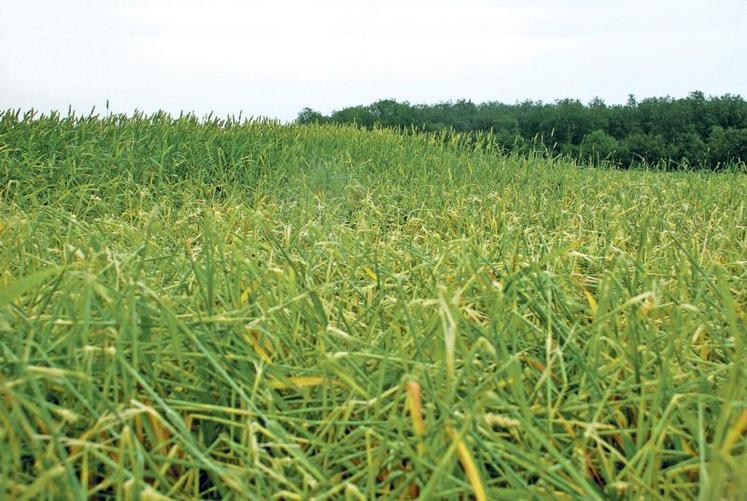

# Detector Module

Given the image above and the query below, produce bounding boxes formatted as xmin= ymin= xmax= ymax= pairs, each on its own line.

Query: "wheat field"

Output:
xmin=0 ymin=111 xmax=745 ymax=499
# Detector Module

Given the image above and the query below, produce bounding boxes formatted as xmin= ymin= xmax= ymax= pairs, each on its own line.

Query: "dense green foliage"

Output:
xmin=1 ymin=110 xmax=746 ymax=499
xmin=297 ymin=92 xmax=747 ymax=170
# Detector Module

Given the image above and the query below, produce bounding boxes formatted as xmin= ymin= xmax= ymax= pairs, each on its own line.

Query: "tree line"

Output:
xmin=296 ymin=92 xmax=747 ymax=169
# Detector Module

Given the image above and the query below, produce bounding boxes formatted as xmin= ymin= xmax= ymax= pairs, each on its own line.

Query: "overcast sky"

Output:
xmin=1 ymin=0 xmax=745 ymax=121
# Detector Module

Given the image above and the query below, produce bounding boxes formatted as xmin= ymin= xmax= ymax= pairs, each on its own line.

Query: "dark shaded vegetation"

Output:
xmin=297 ymin=91 xmax=747 ymax=170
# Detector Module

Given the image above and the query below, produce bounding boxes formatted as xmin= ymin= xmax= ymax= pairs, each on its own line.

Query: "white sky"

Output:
xmin=1 ymin=0 xmax=746 ymax=121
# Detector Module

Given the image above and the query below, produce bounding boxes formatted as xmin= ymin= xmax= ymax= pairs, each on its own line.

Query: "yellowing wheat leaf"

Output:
xmin=243 ymin=328 xmax=273 ymax=364
xmin=240 ymin=287 xmax=251 ymax=305
xmin=269 ymin=376 xmax=326 ymax=389
xmin=721 ymin=409 xmax=747 ymax=453
xmin=584 ymin=289 xmax=598 ymax=317
xmin=363 ymin=266 xmax=378 ymax=281
xmin=447 ymin=426 xmax=487 ymax=501
xmin=406 ymin=380 xmax=425 ymax=456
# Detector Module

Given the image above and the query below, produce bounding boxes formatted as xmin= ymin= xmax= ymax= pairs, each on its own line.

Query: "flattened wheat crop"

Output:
xmin=0 ymin=111 xmax=745 ymax=499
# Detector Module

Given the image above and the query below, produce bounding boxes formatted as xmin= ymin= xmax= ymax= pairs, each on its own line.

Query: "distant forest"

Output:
xmin=297 ymin=92 xmax=747 ymax=169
